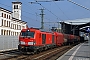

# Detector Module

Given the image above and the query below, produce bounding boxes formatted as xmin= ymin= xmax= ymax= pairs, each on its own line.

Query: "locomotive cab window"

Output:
xmin=20 ymin=30 xmax=35 ymax=38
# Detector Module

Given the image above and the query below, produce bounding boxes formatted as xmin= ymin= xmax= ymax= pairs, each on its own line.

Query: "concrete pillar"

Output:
xmin=89 ymin=33 xmax=90 ymax=45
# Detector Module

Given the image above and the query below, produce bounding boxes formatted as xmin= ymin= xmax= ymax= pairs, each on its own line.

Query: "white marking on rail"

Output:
xmin=57 ymin=43 xmax=84 ymax=60
xmin=68 ymin=43 xmax=84 ymax=60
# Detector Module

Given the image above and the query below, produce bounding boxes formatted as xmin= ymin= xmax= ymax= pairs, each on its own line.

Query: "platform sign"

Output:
xmin=86 ymin=33 xmax=89 ymax=36
xmin=86 ymin=27 xmax=90 ymax=32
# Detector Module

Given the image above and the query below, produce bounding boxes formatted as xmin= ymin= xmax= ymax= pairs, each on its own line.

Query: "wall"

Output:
xmin=0 ymin=35 xmax=18 ymax=51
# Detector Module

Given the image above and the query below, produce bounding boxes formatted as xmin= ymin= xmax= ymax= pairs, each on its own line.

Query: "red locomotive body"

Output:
xmin=18 ymin=28 xmax=38 ymax=52
xmin=18 ymin=28 xmax=56 ymax=53
xmin=54 ymin=32 xmax=64 ymax=46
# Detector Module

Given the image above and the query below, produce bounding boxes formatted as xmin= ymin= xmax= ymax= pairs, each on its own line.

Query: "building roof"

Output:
xmin=12 ymin=17 xmax=27 ymax=24
xmin=61 ymin=18 xmax=90 ymax=25
xmin=12 ymin=2 xmax=22 ymax=4
xmin=0 ymin=7 xmax=12 ymax=14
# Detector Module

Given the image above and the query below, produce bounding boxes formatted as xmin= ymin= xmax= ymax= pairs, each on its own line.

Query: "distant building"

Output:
xmin=0 ymin=1 xmax=27 ymax=36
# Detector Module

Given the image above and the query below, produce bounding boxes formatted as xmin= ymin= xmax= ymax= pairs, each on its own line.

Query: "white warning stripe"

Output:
xmin=57 ymin=43 xmax=83 ymax=60
xmin=68 ymin=43 xmax=84 ymax=60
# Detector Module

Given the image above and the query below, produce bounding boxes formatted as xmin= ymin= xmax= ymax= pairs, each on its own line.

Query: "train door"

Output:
xmin=42 ymin=34 xmax=46 ymax=44
xmin=52 ymin=35 xmax=55 ymax=44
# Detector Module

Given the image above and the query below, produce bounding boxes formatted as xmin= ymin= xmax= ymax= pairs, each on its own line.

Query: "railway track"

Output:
xmin=0 ymin=44 xmax=77 ymax=60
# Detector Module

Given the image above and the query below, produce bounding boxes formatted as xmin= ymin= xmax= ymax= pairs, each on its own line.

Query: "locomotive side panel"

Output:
xmin=46 ymin=33 xmax=52 ymax=44
xmin=54 ymin=32 xmax=64 ymax=46
xmin=34 ymin=31 xmax=42 ymax=46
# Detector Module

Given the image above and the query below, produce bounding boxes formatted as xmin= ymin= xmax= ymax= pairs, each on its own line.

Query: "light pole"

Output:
xmin=29 ymin=2 xmax=45 ymax=29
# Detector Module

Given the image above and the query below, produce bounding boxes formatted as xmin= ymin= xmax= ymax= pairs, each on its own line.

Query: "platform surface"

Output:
xmin=57 ymin=42 xmax=90 ymax=60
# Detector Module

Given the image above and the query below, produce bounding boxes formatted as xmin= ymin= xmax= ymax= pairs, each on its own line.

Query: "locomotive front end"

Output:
xmin=18 ymin=29 xmax=36 ymax=52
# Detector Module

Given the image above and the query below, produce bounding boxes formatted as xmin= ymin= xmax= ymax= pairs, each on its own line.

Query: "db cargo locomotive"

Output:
xmin=18 ymin=27 xmax=80 ymax=54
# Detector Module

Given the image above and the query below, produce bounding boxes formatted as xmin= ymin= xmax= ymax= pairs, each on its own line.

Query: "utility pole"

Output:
xmin=39 ymin=8 xmax=45 ymax=29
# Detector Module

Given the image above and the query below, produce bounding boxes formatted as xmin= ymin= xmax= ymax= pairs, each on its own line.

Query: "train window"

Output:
xmin=28 ymin=32 xmax=35 ymax=38
xmin=52 ymin=35 xmax=54 ymax=43
xmin=20 ymin=31 xmax=35 ymax=38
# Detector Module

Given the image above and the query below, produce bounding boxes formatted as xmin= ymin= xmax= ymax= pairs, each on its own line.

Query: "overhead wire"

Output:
xmin=34 ymin=1 xmax=63 ymax=21
xmin=67 ymin=0 xmax=90 ymax=11
xmin=20 ymin=0 xmax=55 ymax=23
xmin=0 ymin=1 xmax=41 ymax=22
xmin=21 ymin=0 xmax=57 ymax=23
xmin=22 ymin=15 xmax=39 ymax=27
xmin=20 ymin=0 xmax=53 ymax=27
xmin=29 ymin=1 xmax=61 ymax=28
xmin=34 ymin=1 xmax=63 ymax=28
xmin=0 ymin=2 xmax=11 ymax=9
xmin=53 ymin=1 xmax=70 ymax=20
xmin=19 ymin=0 xmax=59 ymax=28
xmin=67 ymin=0 xmax=90 ymax=22
xmin=0 ymin=1 xmax=63 ymax=28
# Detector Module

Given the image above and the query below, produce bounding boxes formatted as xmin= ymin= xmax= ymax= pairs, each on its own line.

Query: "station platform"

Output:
xmin=57 ymin=42 xmax=90 ymax=60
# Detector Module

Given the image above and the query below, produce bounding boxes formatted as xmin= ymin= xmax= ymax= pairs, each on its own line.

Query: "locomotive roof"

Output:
xmin=30 ymin=27 xmax=53 ymax=33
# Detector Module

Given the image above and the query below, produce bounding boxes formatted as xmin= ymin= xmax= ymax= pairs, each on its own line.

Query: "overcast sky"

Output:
xmin=0 ymin=0 xmax=90 ymax=29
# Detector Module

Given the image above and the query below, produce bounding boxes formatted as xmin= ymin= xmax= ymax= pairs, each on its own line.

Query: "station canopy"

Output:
xmin=62 ymin=18 xmax=90 ymax=25
xmin=60 ymin=18 xmax=90 ymax=35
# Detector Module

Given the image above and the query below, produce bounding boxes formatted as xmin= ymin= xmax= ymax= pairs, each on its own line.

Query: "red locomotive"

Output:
xmin=18 ymin=27 xmax=80 ymax=54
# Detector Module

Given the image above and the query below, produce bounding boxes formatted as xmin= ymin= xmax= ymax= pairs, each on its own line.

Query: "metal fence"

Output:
xmin=0 ymin=35 xmax=18 ymax=52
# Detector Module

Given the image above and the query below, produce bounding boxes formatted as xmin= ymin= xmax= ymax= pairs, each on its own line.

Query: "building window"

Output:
xmin=12 ymin=24 xmax=14 ymax=29
xmin=11 ymin=24 xmax=12 ymax=28
xmin=7 ymin=15 xmax=8 ymax=19
xmin=19 ymin=25 xmax=21 ymax=30
xmin=7 ymin=21 xmax=8 ymax=27
xmin=17 ymin=25 xmax=18 ymax=30
xmin=4 ymin=20 xmax=6 ymax=26
xmin=13 ymin=32 xmax=14 ymax=36
xmin=4 ymin=14 xmax=6 ymax=18
xmin=2 ymin=19 xmax=3 ymax=26
xmin=2 ymin=13 xmax=3 ymax=17
xmin=13 ymin=24 xmax=14 ymax=29
xmin=9 ymin=15 xmax=10 ymax=19
xmin=1 ymin=29 xmax=3 ymax=35
xmin=4 ymin=30 xmax=6 ymax=35
xmin=7 ymin=30 xmax=8 ymax=35
xmin=15 ymin=32 xmax=16 ymax=36
xmin=9 ymin=30 xmax=10 ymax=36
xmin=11 ymin=32 xmax=12 ymax=36
xmin=9 ymin=21 xmax=10 ymax=27
xmin=14 ymin=5 xmax=18 ymax=9
xmin=17 ymin=32 xmax=18 ymax=36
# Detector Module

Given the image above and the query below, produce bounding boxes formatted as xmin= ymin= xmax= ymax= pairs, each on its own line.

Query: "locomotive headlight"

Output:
xmin=20 ymin=41 xmax=25 ymax=45
xmin=28 ymin=42 xmax=36 ymax=45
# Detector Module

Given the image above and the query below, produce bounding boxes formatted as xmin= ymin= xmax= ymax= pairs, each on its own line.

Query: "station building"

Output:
xmin=0 ymin=1 xmax=27 ymax=36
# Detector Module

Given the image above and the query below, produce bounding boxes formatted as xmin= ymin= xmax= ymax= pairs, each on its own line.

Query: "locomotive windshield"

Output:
xmin=21 ymin=30 xmax=35 ymax=38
